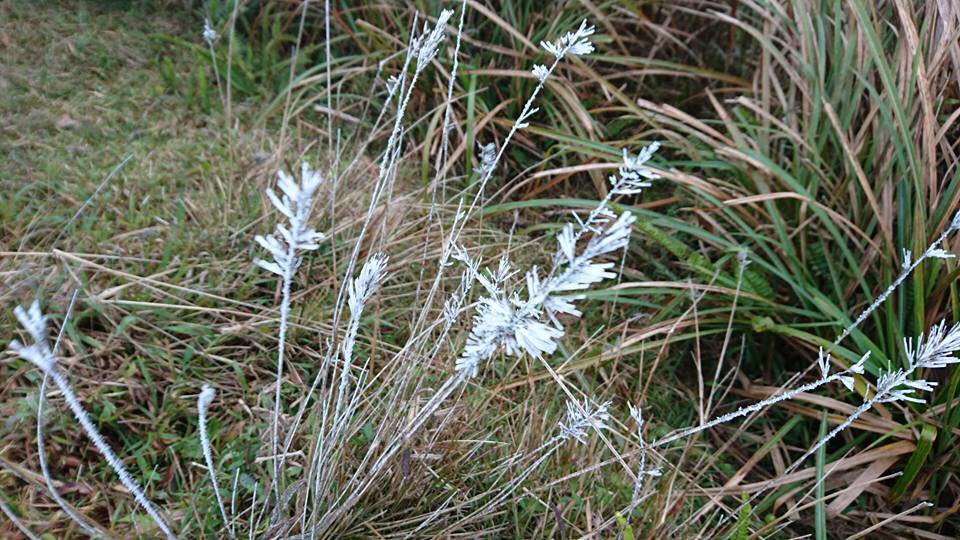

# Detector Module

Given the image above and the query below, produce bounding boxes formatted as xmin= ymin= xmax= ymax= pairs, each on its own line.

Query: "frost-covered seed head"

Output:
xmin=476 ymin=142 xmax=497 ymax=179
xmin=348 ymin=254 xmax=389 ymax=316
xmin=558 ymin=398 xmax=610 ymax=444
xmin=198 ymin=384 xmax=216 ymax=412
xmin=415 ymin=9 xmax=454 ymax=71
xmin=203 ymin=18 xmax=217 ymax=44
xmin=532 ymin=64 xmax=549 ymax=82
xmin=541 ymin=19 xmax=596 ymax=59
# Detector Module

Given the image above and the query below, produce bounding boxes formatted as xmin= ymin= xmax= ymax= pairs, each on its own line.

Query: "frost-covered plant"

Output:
xmin=197 ymin=384 xmax=233 ymax=540
xmin=455 ymin=141 xmax=660 ymax=378
xmin=455 ymin=210 xmax=636 ymax=377
xmin=794 ymin=321 xmax=960 ymax=466
xmin=254 ymin=162 xmax=325 ymax=488
xmin=628 ymin=404 xmax=661 ymax=501
xmin=558 ymin=398 xmax=612 ymax=444
xmin=202 ymin=18 xmax=218 ymax=45
xmin=539 ymin=19 xmax=596 ymax=60
xmin=8 ymin=301 xmax=177 ymax=540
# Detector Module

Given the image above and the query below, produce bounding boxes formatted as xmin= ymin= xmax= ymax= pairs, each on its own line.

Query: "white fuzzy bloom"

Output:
xmin=532 ymin=64 xmax=549 ymax=82
xmin=197 ymin=385 xmax=232 ymax=538
xmin=476 ymin=141 xmax=497 ymax=179
xmin=610 ymin=142 xmax=660 ymax=195
xmin=203 ymin=18 xmax=218 ymax=44
xmin=541 ymin=19 xmax=596 ymax=59
xmin=348 ymin=254 xmax=388 ymax=317
xmin=558 ymin=398 xmax=610 ymax=444
xmin=8 ymin=302 xmax=178 ymax=540
xmin=415 ymin=9 xmax=454 ymax=71
xmin=455 ymin=210 xmax=635 ymax=378
xmin=254 ymin=163 xmax=325 ymax=277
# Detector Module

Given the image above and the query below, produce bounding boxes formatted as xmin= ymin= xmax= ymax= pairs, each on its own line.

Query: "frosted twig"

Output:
xmin=254 ymin=163 xmax=325 ymax=494
xmin=9 ymin=301 xmax=177 ymax=540
xmin=197 ymin=385 xmax=233 ymax=539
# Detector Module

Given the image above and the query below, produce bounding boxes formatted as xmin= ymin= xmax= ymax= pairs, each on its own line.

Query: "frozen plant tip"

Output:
xmin=531 ymin=64 xmax=549 ymax=82
xmin=780 ymin=321 xmax=960 ymax=482
xmin=558 ymin=398 xmax=611 ymax=445
xmin=629 ymin=404 xmax=661 ymax=500
xmin=8 ymin=301 xmax=177 ymax=540
xmin=541 ymin=19 xmax=596 ymax=59
xmin=197 ymin=385 xmax=232 ymax=539
xmin=414 ymin=9 xmax=454 ymax=71
xmin=254 ymin=163 xmax=326 ymax=278
xmin=612 ymin=142 xmax=661 ymax=195
xmin=878 ymin=321 xmax=960 ymax=403
xmin=202 ymin=18 xmax=217 ymax=44
xmin=475 ymin=141 xmax=497 ymax=179
xmin=456 ymin=210 xmax=636 ymax=377
xmin=255 ymin=162 xmax=326 ymax=490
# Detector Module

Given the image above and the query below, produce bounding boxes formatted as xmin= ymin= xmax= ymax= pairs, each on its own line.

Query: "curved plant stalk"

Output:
xmin=9 ymin=301 xmax=178 ymax=540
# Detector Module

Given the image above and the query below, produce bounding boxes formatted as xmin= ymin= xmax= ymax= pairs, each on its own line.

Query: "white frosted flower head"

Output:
xmin=9 ymin=301 xmax=54 ymax=372
xmin=456 ymin=207 xmax=635 ymax=378
xmin=13 ymin=300 xmax=47 ymax=345
xmin=254 ymin=163 xmax=326 ymax=277
xmin=476 ymin=141 xmax=497 ymax=179
xmin=198 ymin=384 xmax=216 ymax=412
xmin=348 ymin=254 xmax=389 ymax=316
xmin=871 ymin=321 xmax=960 ymax=405
xmin=737 ymin=249 xmax=751 ymax=270
xmin=610 ymin=142 xmax=660 ymax=195
xmin=558 ymin=398 xmax=611 ymax=445
xmin=415 ymin=9 xmax=454 ymax=71
xmin=532 ymin=64 xmax=549 ymax=82
xmin=628 ymin=403 xmax=645 ymax=431
xmin=901 ymin=248 xmax=913 ymax=270
xmin=541 ymin=19 xmax=596 ymax=59
xmin=905 ymin=321 xmax=960 ymax=370
xmin=203 ymin=18 xmax=218 ymax=44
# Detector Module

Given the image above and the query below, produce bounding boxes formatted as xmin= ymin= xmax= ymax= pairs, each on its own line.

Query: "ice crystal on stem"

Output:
xmin=202 ymin=18 xmax=217 ymax=44
xmin=455 ymin=210 xmax=636 ymax=377
xmin=254 ymin=162 xmax=325 ymax=492
xmin=9 ymin=301 xmax=177 ymax=540
xmin=558 ymin=398 xmax=611 ymax=445
xmin=540 ymin=19 xmax=596 ymax=59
